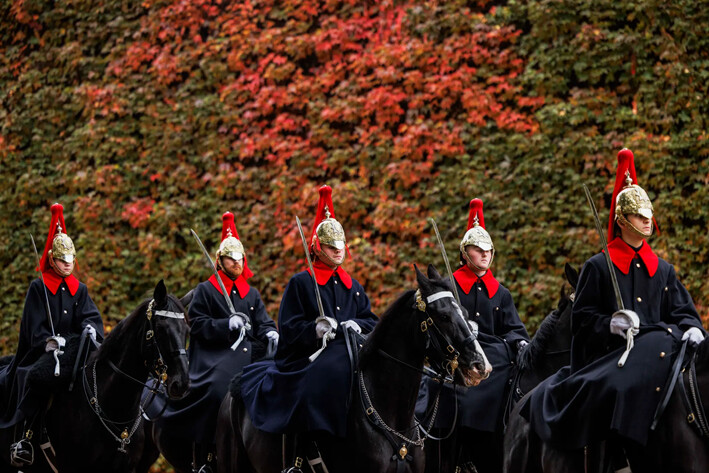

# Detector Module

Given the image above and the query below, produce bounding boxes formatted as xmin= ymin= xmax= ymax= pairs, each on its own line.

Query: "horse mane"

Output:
xmin=517 ymin=305 xmax=562 ymax=372
xmin=358 ymin=289 xmax=417 ymax=369
xmin=94 ymin=297 xmax=153 ymax=362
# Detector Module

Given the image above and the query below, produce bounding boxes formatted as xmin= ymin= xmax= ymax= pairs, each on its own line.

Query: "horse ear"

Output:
xmin=414 ymin=264 xmax=429 ymax=288
xmin=180 ymin=289 xmax=194 ymax=308
xmin=154 ymin=279 xmax=168 ymax=306
xmin=427 ymin=264 xmax=442 ymax=280
xmin=565 ymin=263 xmax=579 ymax=290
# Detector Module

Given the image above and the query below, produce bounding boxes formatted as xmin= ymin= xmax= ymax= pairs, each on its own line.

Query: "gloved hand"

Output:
xmin=266 ymin=330 xmax=279 ymax=343
xmin=315 ymin=316 xmax=338 ymax=340
xmin=682 ymin=327 xmax=705 ymax=345
xmin=610 ymin=310 xmax=640 ymax=339
xmin=516 ymin=339 xmax=529 ymax=351
xmin=45 ymin=335 xmax=66 ymax=352
xmin=229 ymin=314 xmax=246 ymax=331
xmin=340 ymin=320 xmax=361 ymax=334
xmin=85 ymin=325 xmax=97 ymax=341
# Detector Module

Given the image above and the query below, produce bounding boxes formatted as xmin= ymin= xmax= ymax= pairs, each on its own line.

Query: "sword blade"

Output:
xmin=30 ymin=233 xmax=56 ymax=337
xmin=582 ymin=184 xmax=625 ymax=311
xmin=295 ymin=216 xmax=325 ymax=320
xmin=428 ymin=217 xmax=462 ymax=306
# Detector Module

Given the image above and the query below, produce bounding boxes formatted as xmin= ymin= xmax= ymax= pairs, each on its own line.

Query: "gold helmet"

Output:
xmin=609 ymin=149 xmax=654 ymax=238
xmin=311 ymin=185 xmax=348 ymax=265
xmin=460 ymin=199 xmax=495 ymax=269
xmin=40 ymin=203 xmax=77 ymax=274
xmin=216 ymin=212 xmax=253 ymax=278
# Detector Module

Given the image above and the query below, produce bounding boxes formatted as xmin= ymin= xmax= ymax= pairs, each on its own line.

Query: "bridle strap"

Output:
xmin=154 ymin=310 xmax=185 ymax=319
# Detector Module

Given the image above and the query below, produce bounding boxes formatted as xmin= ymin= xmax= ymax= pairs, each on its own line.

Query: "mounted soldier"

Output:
xmin=239 ymin=184 xmax=379 ymax=471
xmin=0 ymin=203 xmax=104 ymax=467
xmin=418 ymin=198 xmax=530 ymax=472
xmin=519 ymin=148 xmax=706 ymax=469
xmin=159 ymin=211 xmax=277 ymax=473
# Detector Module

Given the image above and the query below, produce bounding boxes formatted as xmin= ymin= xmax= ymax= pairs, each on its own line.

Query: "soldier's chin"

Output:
xmin=456 ymin=366 xmax=483 ymax=387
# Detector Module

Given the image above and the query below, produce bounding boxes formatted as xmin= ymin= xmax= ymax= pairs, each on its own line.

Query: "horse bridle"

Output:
xmin=84 ymin=298 xmax=187 ymax=453
xmin=141 ymin=298 xmax=187 ymax=385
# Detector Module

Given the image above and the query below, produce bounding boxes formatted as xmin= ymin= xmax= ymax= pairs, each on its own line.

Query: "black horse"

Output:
xmin=1 ymin=280 xmax=190 ymax=473
xmin=215 ymin=264 xmax=491 ymax=473
xmin=504 ymin=321 xmax=709 ymax=473
xmin=422 ymin=263 xmax=577 ymax=473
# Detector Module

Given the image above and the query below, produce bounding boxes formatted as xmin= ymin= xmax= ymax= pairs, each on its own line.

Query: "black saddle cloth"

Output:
xmin=27 ymin=333 xmax=85 ymax=391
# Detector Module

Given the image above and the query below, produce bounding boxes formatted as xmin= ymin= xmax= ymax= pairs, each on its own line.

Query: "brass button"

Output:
xmin=656 ymin=387 xmax=661 ymax=392
xmin=664 ymin=287 xmax=668 ymax=292
xmin=356 ymin=292 xmax=360 ymax=296
xmin=636 ymin=263 xmax=641 ymax=268
xmin=337 ymin=306 xmax=340 ymax=311
xmin=475 ymin=312 xmax=480 ymax=317
xmin=334 ymin=280 xmax=338 ymax=284
xmin=250 ymin=307 xmax=254 ymax=310
xmin=478 ymin=287 xmax=482 ymax=291
xmin=242 ymin=347 xmax=248 ymax=352
xmin=63 ymin=310 xmax=67 ymax=314
xmin=637 ymin=297 xmax=642 ymax=302
xmin=668 ymin=327 xmax=673 ymax=333
xmin=660 ymin=352 xmax=666 ymax=358
xmin=62 ymin=287 xmax=66 ymax=291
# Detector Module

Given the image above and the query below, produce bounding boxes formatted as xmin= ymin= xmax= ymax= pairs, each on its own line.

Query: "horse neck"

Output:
xmin=360 ymin=307 xmax=427 ymax=429
xmin=94 ymin=320 xmax=150 ymax=415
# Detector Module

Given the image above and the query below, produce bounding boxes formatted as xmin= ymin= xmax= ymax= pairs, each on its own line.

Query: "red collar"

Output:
xmin=453 ymin=265 xmax=499 ymax=297
xmin=209 ymin=271 xmax=250 ymax=299
xmin=607 ymin=237 xmax=658 ymax=277
xmin=42 ymin=270 xmax=79 ymax=296
xmin=309 ymin=260 xmax=353 ymax=289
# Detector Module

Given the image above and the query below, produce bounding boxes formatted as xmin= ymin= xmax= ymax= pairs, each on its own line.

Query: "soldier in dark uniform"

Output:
xmin=0 ymin=203 xmax=104 ymax=467
xmin=418 ymin=198 xmax=529 ymax=473
xmin=160 ymin=211 xmax=277 ymax=473
xmin=240 ymin=185 xmax=379 ymax=468
xmin=520 ymin=149 xmax=706 ymax=463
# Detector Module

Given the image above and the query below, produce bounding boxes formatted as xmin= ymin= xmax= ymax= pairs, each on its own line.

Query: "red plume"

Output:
xmin=39 ymin=203 xmax=68 ymax=272
xmin=467 ymin=198 xmax=486 ymax=230
xmin=310 ymin=185 xmax=336 ymax=250
xmin=608 ymin=149 xmax=638 ymax=237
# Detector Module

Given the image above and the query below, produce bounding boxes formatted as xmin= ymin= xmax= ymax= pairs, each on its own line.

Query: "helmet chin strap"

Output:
xmin=314 ymin=248 xmax=345 ymax=269
xmin=462 ymin=251 xmax=494 ymax=274
xmin=616 ymin=215 xmax=653 ymax=238
xmin=49 ymin=257 xmax=73 ymax=278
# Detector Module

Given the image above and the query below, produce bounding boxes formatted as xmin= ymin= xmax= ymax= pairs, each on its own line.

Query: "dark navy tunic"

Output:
xmin=240 ymin=264 xmax=378 ymax=437
xmin=418 ymin=265 xmax=529 ymax=432
xmin=160 ymin=272 xmax=275 ymax=443
xmin=0 ymin=273 xmax=104 ymax=427
xmin=521 ymin=238 xmax=704 ymax=449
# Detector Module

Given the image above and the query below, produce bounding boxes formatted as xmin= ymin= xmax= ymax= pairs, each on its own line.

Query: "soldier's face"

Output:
xmin=320 ymin=244 xmax=345 ymax=267
xmin=221 ymin=255 xmax=244 ymax=278
xmin=51 ymin=258 xmax=74 ymax=277
xmin=465 ymin=246 xmax=491 ymax=272
xmin=624 ymin=213 xmax=652 ymax=235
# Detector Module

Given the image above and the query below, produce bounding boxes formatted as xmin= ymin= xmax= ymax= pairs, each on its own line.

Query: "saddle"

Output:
xmin=27 ymin=333 xmax=83 ymax=391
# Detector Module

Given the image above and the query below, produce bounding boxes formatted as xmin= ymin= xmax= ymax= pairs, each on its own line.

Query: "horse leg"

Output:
xmin=135 ymin=422 xmax=160 ymax=473
xmin=503 ymin=409 xmax=535 ymax=473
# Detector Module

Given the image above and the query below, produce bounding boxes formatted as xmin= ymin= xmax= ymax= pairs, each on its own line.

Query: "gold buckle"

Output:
xmin=688 ymin=413 xmax=696 ymax=423
xmin=295 ymin=457 xmax=303 ymax=468
xmin=420 ymin=321 xmax=428 ymax=332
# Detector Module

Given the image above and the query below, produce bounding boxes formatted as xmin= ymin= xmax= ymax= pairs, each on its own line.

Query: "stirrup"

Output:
xmin=195 ymin=466 xmax=213 ymax=473
xmin=10 ymin=438 xmax=34 ymax=467
xmin=281 ymin=456 xmax=304 ymax=473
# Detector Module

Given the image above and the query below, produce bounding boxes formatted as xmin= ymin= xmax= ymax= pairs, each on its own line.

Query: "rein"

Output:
xmin=83 ymin=298 xmax=186 ymax=453
xmin=678 ymin=351 xmax=709 ymax=438
xmin=357 ymin=288 xmax=475 ymax=469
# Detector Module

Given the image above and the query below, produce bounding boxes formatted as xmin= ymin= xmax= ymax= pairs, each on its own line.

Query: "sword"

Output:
xmin=295 ymin=216 xmax=334 ymax=362
xmin=30 ymin=233 xmax=56 ymax=337
xmin=428 ymin=217 xmax=462 ymax=306
xmin=582 ymin=185 xmax=634 ymax=367
xmin=190 ymin=228 xmax=251 ymax=350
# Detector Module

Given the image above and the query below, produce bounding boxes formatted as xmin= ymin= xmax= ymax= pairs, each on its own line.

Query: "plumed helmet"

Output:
xmin=609 ymin=149 xmax=654 ymax=238
xmin=311 ymin=185 xmax=347 ymax=251
xmin=216 ymin=212 xmax=253 ymax=279
xmin=40 ymin=203 xmax=76 ymax=272
xmin=460 ymin=199 xmax=494 ymax=253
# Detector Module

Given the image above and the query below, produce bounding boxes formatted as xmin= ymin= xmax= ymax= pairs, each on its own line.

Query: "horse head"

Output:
xmin=142 ymin=280 xmax=190 ymax=399
xmin=414 ymin=264 xmax=491 ymax=387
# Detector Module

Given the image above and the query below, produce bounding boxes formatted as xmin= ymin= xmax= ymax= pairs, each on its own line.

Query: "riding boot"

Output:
xmin=281 ymin=433 xmax=304 ymax=473
xmin=9 ymin=423 xmax=35 ymax=467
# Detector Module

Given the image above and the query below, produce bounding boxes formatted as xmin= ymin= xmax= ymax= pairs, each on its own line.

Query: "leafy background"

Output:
xmin=2 ymin=0 xmax=708 ymax=469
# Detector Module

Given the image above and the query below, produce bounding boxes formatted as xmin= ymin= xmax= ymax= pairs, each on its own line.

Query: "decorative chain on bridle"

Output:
xmin=359 ymin=289 xmax=476 ymax=462
xmin=84 ymin=299 xmax=186 ymax=453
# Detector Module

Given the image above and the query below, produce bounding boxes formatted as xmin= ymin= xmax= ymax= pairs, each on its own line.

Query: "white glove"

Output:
xmin=315 ymin=316 xmax=338 ymax=340
xmin=229 ymin=314 xmax=246 ymax=331
xmin=45 ymin=335 xmax=66 ymax=352
xmin=517 ymin=340 xmax=529 ymax=350
xmin=610 ymin=310 xmax=640 ymax=339
xmin=85 ymin=325 xmax=97 ymax=341
xmin=266 ymin=330 xmax=279 ymax=343
xmin=682 ymin=327 xmax=705 ymax=345
xmin=340 ymin=320 xmax=361 ymax=334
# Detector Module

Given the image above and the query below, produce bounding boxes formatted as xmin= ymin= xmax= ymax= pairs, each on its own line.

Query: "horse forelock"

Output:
xmin=95 ymin=297 xmax=154 ymax=362
xmin=359 ymin=289 xmax=417 ymax=366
